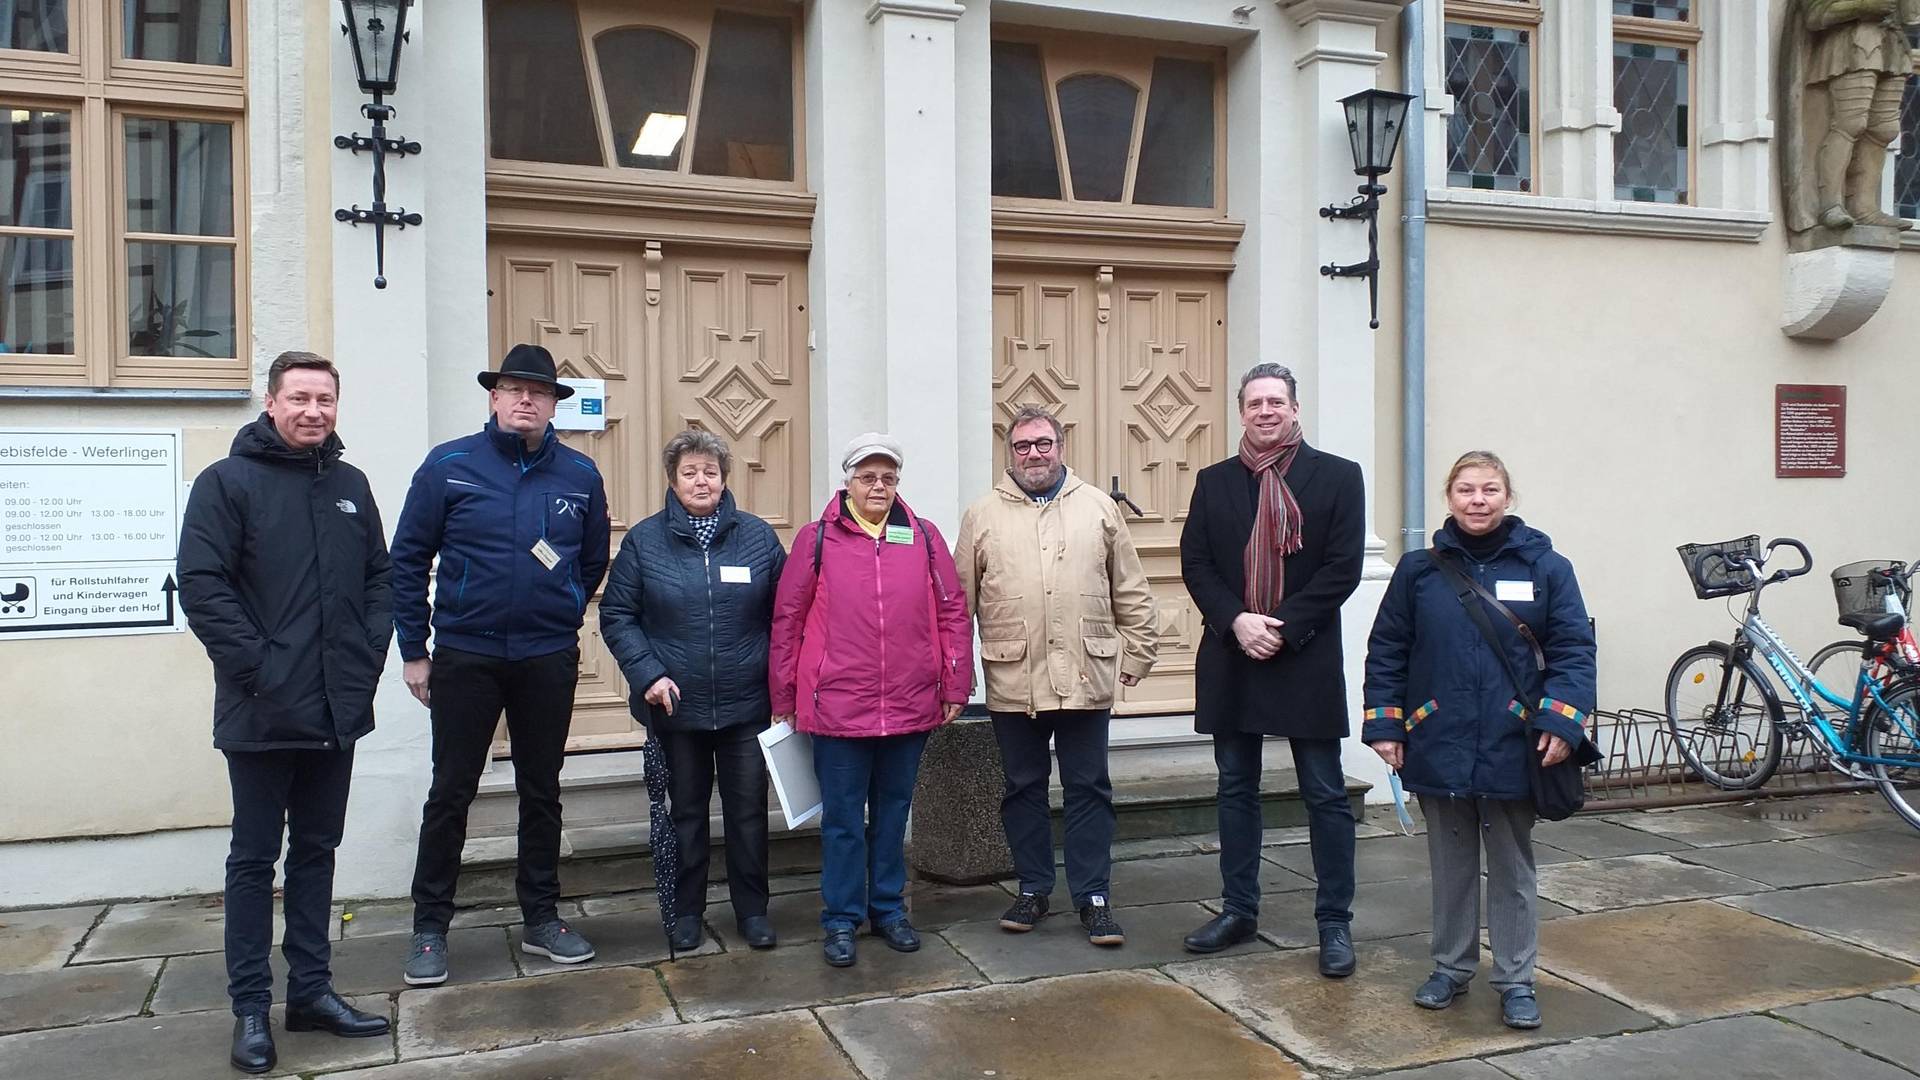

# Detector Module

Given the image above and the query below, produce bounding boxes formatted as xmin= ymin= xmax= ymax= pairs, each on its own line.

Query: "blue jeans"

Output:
xmin=812 ymin=731 xmax=930 ymax=931
xmin=1213 ymin=733 xmax=1354 ymax=927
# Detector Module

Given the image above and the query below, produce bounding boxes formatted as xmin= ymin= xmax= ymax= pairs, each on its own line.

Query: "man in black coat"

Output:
xmin=178 ymin=351 xmax=393 ymax=1074
xmin=1177 ymin=363 xmax=1365 ymax=976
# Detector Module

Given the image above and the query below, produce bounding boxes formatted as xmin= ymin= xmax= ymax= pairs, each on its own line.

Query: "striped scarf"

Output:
xmin=1239 ymin=421 xmax=1305 ymax=614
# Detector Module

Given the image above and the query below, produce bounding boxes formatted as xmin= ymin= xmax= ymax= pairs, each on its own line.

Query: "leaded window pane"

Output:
xmin=123 ymin=0 xmax=230 ymax=66
xmin=1613 ymin=41 xmax=1688 ymax=203
xmin=1057 ymin=73 xmax=1137 ymax=202
xmin=126 ymin=241 xmax=234 ymax=358
xmin=691 ymin=12 xmax=794 ymax=181
xmin=0 ymin=236 xmax=73 ymax=354
xmin=2 ymin=108 xmax=70 ymax=229
xmin=990 ymin=41 xmax=1061 ymax=199
xmin=486 ymin=0 xmax=602 ymax=167
xmin=1133 ymin=57 xmax=1214 ymax=207
xmin=1898 ymin=74 xmax=1920 ymax=221
xmin=1613 ymin=1 xmax=1688 ymax=18
xmin=124 ymin=118 xmax=233 ymax=237
xmin=1445 ymin=23 xmax=1531 ymax=192
xmin=596 ymin=29 xmax=696 ymax=172
xmin=1 ymin=1 xmax=66 ymax=52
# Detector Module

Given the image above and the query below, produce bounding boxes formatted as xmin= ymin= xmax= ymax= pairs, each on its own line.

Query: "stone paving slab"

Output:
xmin=325 ymin=1009 xmax=859 ymax=1079
xmin=397 ymin=963 xmax=677 ymax=1060
xmin=1693 ymin=793 xmax=1902 ymax=837
xmin=1774 ymin=996 xmax=1920 ymax=1073
xmin=1371 ymin=1062 xmax=1518 ymax=1080
xmin=0 ymin=905 xmax=103 ymax=974
xmin=0 ymin=995 xmax=394 ymax=1079
xmin=1725 ymin=875 xmax=1920 ymax=964
xmin=939 ymin=900 xmax=1270 ymax=982
xmin=332 ymin=899 xmax=585 ymax=940
xmin=1535 ymin=853 xmax=1765 ymax=912
xmin=1601 ymin=808 xmax=1807 ymax=847
xmin=904 ymin=881 xmax=1019 ymax=930
xmin=1668 ymin=839 xmax=1896 ymax=888
xmin=1536 ymin=900 xmax=1920 ymax=1024
xmin=1874 ymin=986 xmax=1920 ymax=1010
xmin=1246 ymin=875 xmax=1435 ymax=948
xmin=1166 ymin=933 xmax=1653 ymax=1073
xmin=1106 ymin=852 xmax=1313 ymax=906
xmin=1490 ymin=1014 xmax=1918 ymax=1080
xmin=816 ymin=970 xmax=1304 ymax=1080
xmin=1265 ymin=833 xmax=1434 ymax=884
xmin=75 ymin=896 xmax=277 ymax=964
xmin=1530 ymin=817 xmax=1690 ymax=858
xmin=659 ymin=931 xmax=983 ymax=1022
xmin=708 ymin=891 xmax=823 ymax=950
xmin=152 ymin=926 xmax=522 ymax=1014
xmin=514 ymin=910 xmax=723 ymax=976
xmin=0 ymin=958 xmax=159 ymax=1035
xmin=1796 ymin=827 xmax=1920 ymax=874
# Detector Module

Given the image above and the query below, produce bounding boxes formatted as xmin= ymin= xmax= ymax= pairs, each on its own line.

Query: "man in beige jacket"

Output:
xmin=954 ymin=405 xmax=1156 ymax=946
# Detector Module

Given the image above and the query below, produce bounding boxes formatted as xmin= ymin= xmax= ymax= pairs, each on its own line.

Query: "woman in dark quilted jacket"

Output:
xmin=600 ymin=430 xmax=787 ymax=954
xmin=1361 ymin=451 xmax=1597 ymax=1032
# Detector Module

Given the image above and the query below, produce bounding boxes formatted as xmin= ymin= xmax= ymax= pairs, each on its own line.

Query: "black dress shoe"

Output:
xmin=1501 ymin=986 xmax=1542 ymax=1029
xmin=230 ymin=1012 xmax=275 ymax=1074
xmin=285 ymin=991 xmax=390 ymax=1038
xmin=1413 ymin=971 xmax=1468 ymax=1009
xmin=1318 ymin=924 xmax=1356 ymax=978
xmin=1183 ymin=913 xmax=1258 ymax=954
xmin=824 ymin=928 xmax=857 ymax=967
xmin=873 ymin=920 xmax=921 ymax=953
xmin=669 ymin=915 xmax=704 ymax=952
xmin=738 ymin=914 xmax=777 ymax=950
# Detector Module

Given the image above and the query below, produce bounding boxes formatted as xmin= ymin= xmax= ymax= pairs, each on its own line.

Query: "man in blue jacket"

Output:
xmin=390 ymin=344 xmax=611 ymax=986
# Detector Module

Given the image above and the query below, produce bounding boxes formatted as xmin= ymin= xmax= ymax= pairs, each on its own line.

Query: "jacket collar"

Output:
xmin=665 ymin=487 xmax=738 ymax=541
xmin=1433 ymin=515 xmax=1550 ymax=564
xmin=231 ymin=413 xmax=344 ymax=471
xmin=993 ymin=465 xmax=1085 ymax=503
xmin=483 ymin=416 xmax=555 ymax=470
xmin=825 ymin=489 xmax=918 ymax=533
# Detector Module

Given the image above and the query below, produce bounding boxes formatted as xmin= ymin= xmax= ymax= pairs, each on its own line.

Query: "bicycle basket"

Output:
xmin=1676 ymin=535 xmax=1761 ymax=599
xmin=1832 ymin=560 xmax=1910 ymax=620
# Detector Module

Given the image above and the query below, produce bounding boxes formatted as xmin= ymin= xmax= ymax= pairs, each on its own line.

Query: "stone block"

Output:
xmin=0 ymin=905 xmax=104 ymax=975
xmin=907 ymin=715 xmax=1013 ymax=884
xmin=1108 ymin=852 xmax=1312 ymax=907
xmin=151 ymin=927 xmax=522 ymax=1014
xmin=513 ymin=911 xmax=719 ymax=975
xmin=0 ymin=959 xmax=159 ymax=1035
xmin=1600 ymin=808 xmax=1804 ymax=847
xmin=1670 ymin=839 xmax=1895 ymax=888
xmin=76 ymin=896 xmax=271 ymax=964
xmin=1266 ymin=833 xmax=1432 ymax=884
xmin=1530 ymin=818 xmax=1689 ymax=859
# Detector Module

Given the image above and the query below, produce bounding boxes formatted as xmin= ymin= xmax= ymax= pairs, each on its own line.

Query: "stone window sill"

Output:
xmin=1423 ymin=188 xmax=1771 ymax=242
xmin=0 ymin=386 xmax=253 ymax=401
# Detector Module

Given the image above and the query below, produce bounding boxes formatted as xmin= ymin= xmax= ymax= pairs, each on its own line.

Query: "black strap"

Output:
xmin=1430 ymin=550 xmax=1544 ymax=671
xmin=1428 ymin=549 xmax=1541 ymax=722
xmin=811 ymin=502 xmax=938 ymax=575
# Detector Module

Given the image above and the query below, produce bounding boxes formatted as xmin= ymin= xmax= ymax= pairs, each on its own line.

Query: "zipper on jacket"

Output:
xmin=704 ymin=547 xmax=718 ymax=727
xmin=874 ymin=535 xmax=888 ymax=736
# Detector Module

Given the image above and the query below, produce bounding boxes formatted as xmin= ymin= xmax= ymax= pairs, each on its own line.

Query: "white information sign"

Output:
xmin=554 ymin=378 xmax=606 ymax=432
xmin=0 ymin=428 xmax=186 ymax=640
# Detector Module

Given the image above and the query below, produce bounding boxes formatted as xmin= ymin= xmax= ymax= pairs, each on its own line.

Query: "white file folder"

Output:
xmin=758 ymin=720 xmax=822 ymax=829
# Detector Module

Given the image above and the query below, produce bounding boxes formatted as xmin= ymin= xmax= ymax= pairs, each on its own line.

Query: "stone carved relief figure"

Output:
xmin=1782 ymin=0 xmax=1920 ymax=235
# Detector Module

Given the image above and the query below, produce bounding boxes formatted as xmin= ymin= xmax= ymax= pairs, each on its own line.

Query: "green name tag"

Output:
xmin=884 ymin=524 xmax=914 ymax=545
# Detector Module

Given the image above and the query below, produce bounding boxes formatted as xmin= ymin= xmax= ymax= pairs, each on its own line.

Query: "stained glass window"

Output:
xmin=1898 ymin=74 xmax=1919 ymax=221
xmin=1613 ymin=40 xmax=1688 ymax=203
xmin=1613 ymin=2 xmax=1688 ymax=18
xmin=1445 ymin=22 xmax=1531 ymax=192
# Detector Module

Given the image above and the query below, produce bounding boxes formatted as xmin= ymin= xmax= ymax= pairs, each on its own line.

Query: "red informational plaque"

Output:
xmin=1775 ymin=384 xmax=1846 ymax=478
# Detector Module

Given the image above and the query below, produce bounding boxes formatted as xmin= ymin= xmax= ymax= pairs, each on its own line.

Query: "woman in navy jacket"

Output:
xmin=1362 ymin=451 xmax=1596 ymax=1031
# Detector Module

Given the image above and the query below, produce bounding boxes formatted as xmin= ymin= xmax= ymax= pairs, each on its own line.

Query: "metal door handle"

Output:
xmin=1108 ymin=475 xmax=1144 ymax=517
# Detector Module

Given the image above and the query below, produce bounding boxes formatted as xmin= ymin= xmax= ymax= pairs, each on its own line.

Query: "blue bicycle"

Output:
xmin=1664 ymin=535 xmax=1920 ymax=831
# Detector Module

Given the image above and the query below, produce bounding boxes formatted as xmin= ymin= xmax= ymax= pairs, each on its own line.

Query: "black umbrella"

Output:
xmin=642 ymin=697 xmax=681 ymax=960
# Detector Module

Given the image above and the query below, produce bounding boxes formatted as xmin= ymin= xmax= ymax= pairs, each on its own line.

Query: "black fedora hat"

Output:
xmin=479 ymin=344 xmax=575 ymax=400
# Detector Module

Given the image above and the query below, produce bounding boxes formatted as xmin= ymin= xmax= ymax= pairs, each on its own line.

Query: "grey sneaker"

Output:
xmin=404 ymin=932 xmax=448 ymax=986
xmin=522 ymin=920 xmax=595 ymax=964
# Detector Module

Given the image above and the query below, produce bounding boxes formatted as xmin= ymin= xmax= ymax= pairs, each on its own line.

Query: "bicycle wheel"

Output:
xmin=1862 ymin=681 xmax=1920 ymax=831
xmin=1808 ymin=639 xmax=1867 ymax=736
xmin=1665 ymin=643 xmax=1786 ymax=789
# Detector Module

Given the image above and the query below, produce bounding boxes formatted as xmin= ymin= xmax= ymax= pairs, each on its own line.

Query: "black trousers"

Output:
xmin=224 ymin=745 xmax=355 ymax=1016
xmin=991 ymin=709 xmax=1115 ymax=907
xmin=411 ymin=646 xmax=578 ymax=934
xmin=656 ymin=723 xmax=770 ymax=919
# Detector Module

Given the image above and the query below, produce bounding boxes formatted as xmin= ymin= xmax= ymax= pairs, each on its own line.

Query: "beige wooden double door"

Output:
xmin=991 ymin=264 xmax=1228 ymax=716
xmin=487 ymin=237 xmax=812 ymax=750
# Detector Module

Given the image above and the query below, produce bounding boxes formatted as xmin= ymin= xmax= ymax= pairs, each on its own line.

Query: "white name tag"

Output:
xmin=530 ymin=538 xmax=561 ymax=570
xmin=1494 ymin=579 xmax=1534 ymax=603
xmin=720 ymin=565 xmax=752 ymax=584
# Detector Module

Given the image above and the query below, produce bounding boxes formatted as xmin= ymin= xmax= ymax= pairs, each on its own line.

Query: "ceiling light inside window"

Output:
xmin=632 ymin=113 xmax=688 ymax=159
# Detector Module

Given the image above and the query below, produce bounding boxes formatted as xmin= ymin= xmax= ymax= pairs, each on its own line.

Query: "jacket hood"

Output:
xmin=230 ymin=413 xmax=343 ymax=466
xmin=1434 ymin=516 xmax=1552 ymax=564
xmin=993 ymin=465 xmax=1085 ymax=502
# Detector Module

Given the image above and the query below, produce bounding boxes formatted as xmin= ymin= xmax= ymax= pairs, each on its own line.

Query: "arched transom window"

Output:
xmin=991 ymin=34 xmax=1223 ymax=209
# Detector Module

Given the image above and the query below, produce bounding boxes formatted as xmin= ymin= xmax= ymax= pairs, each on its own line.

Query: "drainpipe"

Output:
xmin=1400 ymin=1 xmax=1429 ymax=558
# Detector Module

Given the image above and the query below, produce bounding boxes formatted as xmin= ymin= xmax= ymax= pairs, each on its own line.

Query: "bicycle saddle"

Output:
xmin=1839 ymin=611 xmax=1907 ymax=640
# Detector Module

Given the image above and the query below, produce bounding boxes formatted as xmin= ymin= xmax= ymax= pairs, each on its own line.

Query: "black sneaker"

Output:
xmin=1078 ymin=896 xmax=1125 ymax=946
xmin=998 ymin=892 xmax=1050 ymax=932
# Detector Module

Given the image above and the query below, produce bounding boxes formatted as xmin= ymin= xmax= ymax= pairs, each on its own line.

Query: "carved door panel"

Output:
xmin=487 ymin=238 xmax=811 ymax=751
xmin=991 ymin=264 xmax=1226 ymax=716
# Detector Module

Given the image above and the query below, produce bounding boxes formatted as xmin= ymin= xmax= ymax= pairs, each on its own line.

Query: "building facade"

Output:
xmin=1 ymin=0 xmax=1916 ymax=907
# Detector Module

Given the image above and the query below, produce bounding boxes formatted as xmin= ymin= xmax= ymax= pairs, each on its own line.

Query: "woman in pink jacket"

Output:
xmin=770 ymin=433 xmax=973 ymax=969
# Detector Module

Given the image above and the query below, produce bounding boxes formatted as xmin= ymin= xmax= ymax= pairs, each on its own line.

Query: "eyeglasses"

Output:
xmin=495 ymin=383 xmax=557 ymax=401
xmin=850 ymin=472 xmax=899 ymax=489
xmin=1010 ymin=438 xmax=1057 ymax=456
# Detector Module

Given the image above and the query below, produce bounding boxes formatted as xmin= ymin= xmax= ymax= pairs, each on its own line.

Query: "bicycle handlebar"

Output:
xmin=1764 ymin=537 xmax=1813 ymax=582
xmin=1698 ymin=536 xmax=1812 ymax=594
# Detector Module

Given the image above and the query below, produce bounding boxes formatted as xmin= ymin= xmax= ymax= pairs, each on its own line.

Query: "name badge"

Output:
xmin=720 ymin=565 xmax=752 ymax=584
xmin=530 ymin=538 xmax=561 ymax=570
xmin=884 ymin=524 xmax=914 ymax=545
xmin=1494 ymin=579 xmax=1534 ymax=603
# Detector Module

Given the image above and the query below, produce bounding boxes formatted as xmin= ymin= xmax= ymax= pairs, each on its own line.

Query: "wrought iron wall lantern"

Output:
xmin=1319 ymin=88 xmax=1415 ymax=330
xmin=335 ymin=0 xmax=421 ymax=290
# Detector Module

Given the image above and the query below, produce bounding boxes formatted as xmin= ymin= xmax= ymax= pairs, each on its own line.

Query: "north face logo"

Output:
xmin=336 ymin=499 xmax=358 ymax=514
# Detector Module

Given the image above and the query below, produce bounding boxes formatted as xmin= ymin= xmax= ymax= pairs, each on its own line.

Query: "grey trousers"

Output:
xmin=1418 ymin=793 xmax=1538 ymax=991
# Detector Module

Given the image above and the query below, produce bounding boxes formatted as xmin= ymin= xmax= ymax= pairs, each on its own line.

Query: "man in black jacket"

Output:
xmin=178 ymin=351 xmax=393 ymax=1074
